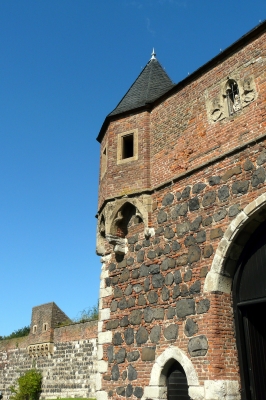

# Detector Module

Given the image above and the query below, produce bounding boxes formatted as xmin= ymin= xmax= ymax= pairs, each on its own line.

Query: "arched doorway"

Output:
xmin=166 ymin=360 xmax=189 ymax=400
xmin=233 ymin=219 xmax=266 ymax=400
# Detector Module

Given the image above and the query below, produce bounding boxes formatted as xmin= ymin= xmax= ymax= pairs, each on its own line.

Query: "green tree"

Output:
xmin=10 ymin=369 xmax=42 ymax=400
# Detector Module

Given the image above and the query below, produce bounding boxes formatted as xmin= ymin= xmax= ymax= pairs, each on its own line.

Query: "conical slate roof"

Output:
xmin=109 ymin=54 xmax=174 ymax=116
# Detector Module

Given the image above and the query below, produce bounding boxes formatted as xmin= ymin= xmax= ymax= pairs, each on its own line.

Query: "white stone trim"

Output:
xmin=97 ymin=360 xmax=108 ymax=373
xmin=204 ymin=380 xmax=240 ymax=400
xmin=96 ymin=391 xmax=108 ymax=400
xmin=204 ymin=193 xmax=266 ymax=293
xmin=98 ymin=331 xmax=112 ymax=345
xmin=99 ymin=308 xmax=110 ymax=321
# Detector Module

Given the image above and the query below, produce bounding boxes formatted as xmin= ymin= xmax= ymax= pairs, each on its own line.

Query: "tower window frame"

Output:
xmin=117 ymin=129 xmax=138 ymax=165
xmin=101 ymin=146 xmax=107 ymax=178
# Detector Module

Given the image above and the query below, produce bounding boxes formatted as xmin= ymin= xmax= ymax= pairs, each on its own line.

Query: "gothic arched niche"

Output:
xmin=110 ymin=201 xmax=143 ymax=238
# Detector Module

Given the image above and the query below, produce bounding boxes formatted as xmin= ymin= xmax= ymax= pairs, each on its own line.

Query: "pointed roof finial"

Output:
xmin=151 ymin=48 xmax=156 ymax=60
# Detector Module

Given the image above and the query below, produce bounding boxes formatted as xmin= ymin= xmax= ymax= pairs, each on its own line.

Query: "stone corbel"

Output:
xmin=106 ymin=234 xmax=128 ymax=255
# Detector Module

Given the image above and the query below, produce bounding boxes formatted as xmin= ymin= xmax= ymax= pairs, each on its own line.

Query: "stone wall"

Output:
xmin=0 ymin=321 xmax=98 ymax=400
xmin=95 ymin=23 xmax=266 ymax=400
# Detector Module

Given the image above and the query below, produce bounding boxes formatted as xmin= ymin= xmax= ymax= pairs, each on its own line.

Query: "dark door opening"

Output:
xmin=166 ymin=361 xmax=189 ymax=400
xmin=234 ymin=220 xmax=266 ymax=400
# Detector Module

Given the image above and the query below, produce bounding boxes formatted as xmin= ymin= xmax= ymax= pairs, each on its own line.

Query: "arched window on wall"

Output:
xmin=233 ymin=219 xmax=266 ymax=400
xmin=166 ymin=360 xmax=189 ymax=400
xmin=226 ymin=79 xmax=241 ymax=115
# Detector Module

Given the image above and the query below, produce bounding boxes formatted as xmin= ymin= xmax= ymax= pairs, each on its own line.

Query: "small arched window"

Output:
xmin=226 ymin=79 xmax=241 ymax=115
xmin=33 ymin=325 xmax=37 ymax=334
xmin=43 ymin=323 xmax=48 ymax=331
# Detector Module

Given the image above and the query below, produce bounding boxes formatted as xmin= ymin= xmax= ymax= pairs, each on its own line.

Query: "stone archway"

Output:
xmin=142 ymin=347 xmax=202 ymax=400
xmin=204 ymin=192 xmax=266 ymax=294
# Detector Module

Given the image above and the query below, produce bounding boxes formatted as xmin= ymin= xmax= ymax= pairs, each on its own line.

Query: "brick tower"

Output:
xmin=96 ymin=23 xmax=266 ymax=400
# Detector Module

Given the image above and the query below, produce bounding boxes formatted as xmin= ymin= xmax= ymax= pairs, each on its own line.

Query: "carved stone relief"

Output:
xmin=207 ymin=75 xmax=256 ymax=122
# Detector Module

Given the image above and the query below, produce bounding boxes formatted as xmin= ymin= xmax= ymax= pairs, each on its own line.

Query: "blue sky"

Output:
xmin=1 ymin=0 xmax=266 ymax=336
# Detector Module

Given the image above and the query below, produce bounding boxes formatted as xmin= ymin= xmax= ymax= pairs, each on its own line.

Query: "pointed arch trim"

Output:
xmin=204 ymin=192 xmax=266 ymax=293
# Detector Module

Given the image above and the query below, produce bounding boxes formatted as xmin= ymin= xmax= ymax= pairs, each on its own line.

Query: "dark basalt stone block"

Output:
xmin=116 ymin=386 xmax=125 ymax=396
xmin=109 ymin=263 xmax=116 ymax=272
xmin=144 ymin=277 xmax=150 ymax=292
xmin=232 ymin=180 xmax=249 ymax=195
xmin=138 ymin=294 xmax=147 ymax=306
xmin=213 ymin=209 xmax=227 ymax=222
xmin=131 ymin=269 xmax=139 ymax=279
xmin=181 ymin=186 xmax=191 ymax=199
xmin=202 ymin=191 xmax=216 ymax=207
xmin=172 ymin=202 xmax=188 ymax=219
xmin=150 ymin=325 xmax=161 ymax=343
xmin=197 ymin=298 xmax=210 ymax=314
xmin=149 ymin=264 xmax=160 ymax=274
xmin=257 ymin=150 xmax=266 ymax=165
xmin=111 ymin=364 xmax=119 ymax=381
xmin=243 ymin=159 xmax=254 ymax=171
xmin=176 ymin=299 xmax=195 ymax=318
xmin=176 ymin=222 xmax=190 ymax=237
xmin=188 ymin=245 xmax=201 ymax=263
xmin=157 ymin=210 xmax=168 ymax=224
xmin=210 ymin=228 xmax=223 ymax=239
xmin=184 ymin=318 xmax=198 ymax=337
xmin=174 ymin=270 xmax=182 ymax=284
xmin=140 ymin=264 xmax=149 ymax=277
xmin=172 ymin=285 xmax=181 ymax=298
xmin=134 ymin=387 xmax=144 ymax=399
xmin=127 ymin=350 xmax=140 ymax=362
xmin=128 ymin=365 xmax=137 ymax=381
xmin=172 ymin=240 xmax=181 ymax=252
xmin=110 ymin=300 xmax=118 ymax=312
xmin=115 ymin=348 xmax=126 ymax=364
xmin=196 ymin=230 xmax=206 ymax=243
xmin=118 ymin=298 xmax=128 ymax=310
xmin=203 ymin=245 xmax=213 ymax=258
xmin=184 ymin=269 xmax=192 ymax=282
xmin=127 ymin=297 xmax=135 ymax=308
xmin=164 ymin=226 xmax=175 ymax=239
xmin=124 ymin=328 xmax=134 ymax=345
xmin=192 ymin=183 xmax=206 ymax=194
xmin=167 ymin=307 xmax=176 ymax=319
xmin=128 ymin=235 xmax=138 ymax=244
xmin=229 ymin=204 xmax=241 ymax=217
xmin=188 ymin=197 xmax=200 ymax=211
xmin=129 ymin=310 xmax=142 ymax=325
xmin=153 ymin=308 xmax=164 ymax=320
xmin=189 ymin=280 xmax=201 ymax=294
xmin=184 ymin=235 xmax=196 ymax=247
xmin=124 ymin=284 xmax=133 ymax=296
xmin=127 ymin=257 xmax=134 ymax=266
xmin=147 ymin=250 xmax=156 ymax=260
xmin=152 ymin=273 xmax=165 ymax=288
xmin=137 ymin=250 xmax=145 ymax=263
xmin=120 ymin=316 xmax=129 ymax=327
xmin=218 ymin=185 xmax=229 ymax=202
xmin=119 ymin=268 xmax=130 ymax=283
xmin=163 ymin=244 xmax=171 ymax=254
xmin=176 ymin=254 xmax=188 ymax=266
xmin=251 ymin=167 xmax=265 ymax=187
xmin=161 ymin=258 xmax=176 ymax=271
xmin=144 ymin=307 xmax=154 ymax=323
xmin=113 ymin=332 xmax=123 ymax=345
xmin=147 ymin=290 xmax=158 ymax=304
xmin=162 ymin=193 xmax=174 ymax=206
xmin=126 ymin=384 xmax=133 ymax=398
xmin=165 ymin=273 xmax=174 ymax=286
xmin=190 ymin=216 xmax=202 ymax=231
xmin=164 ymin=324 xmax=178 ymax=340
xmin=106 ymin=320 xmax=119 ymax=330
xmin=107 ymin=345 xmax=114 ymax=363
xmin=209 ymin=176 xmax=221 ymax=186
xmin=114 ymin=287 xmax=123 ymax=298
xmin=162 ymin=286 xmax=170 ymax=301
xmin=202 ymin=216 xmax=212 ymax=226
xmin=188 ymin=335 xmax=208 ymax=357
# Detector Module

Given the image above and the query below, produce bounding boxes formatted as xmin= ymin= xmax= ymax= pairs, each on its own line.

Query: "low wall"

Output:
xmin=0 ymin=321 xmax=98 ymax=400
